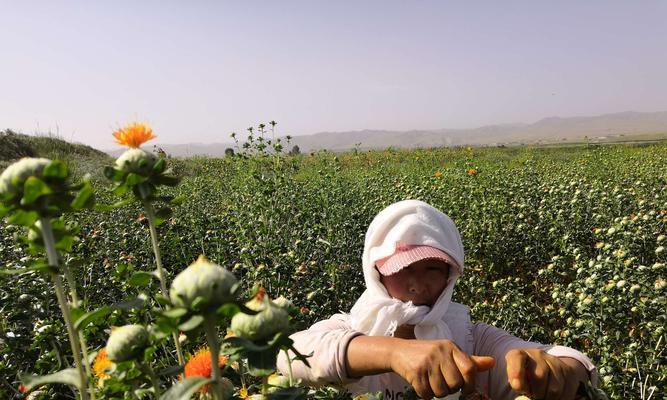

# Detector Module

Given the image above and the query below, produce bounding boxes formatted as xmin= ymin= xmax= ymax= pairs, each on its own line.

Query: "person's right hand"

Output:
xmin=389 ymin=339 xmax=495 ymax=399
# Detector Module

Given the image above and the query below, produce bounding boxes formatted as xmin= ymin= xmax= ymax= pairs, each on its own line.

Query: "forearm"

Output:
xmin=345 ymin=335 xmax=403 ymax=377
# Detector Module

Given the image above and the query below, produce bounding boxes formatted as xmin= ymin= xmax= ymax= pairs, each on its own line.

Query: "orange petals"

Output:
xmin=93 ymin=348 xmax=113 ymax=379
xmin=113 ymin=122 xmax=156 ymax=148
xmin=183 ymin=347 xmax=228 ymax=393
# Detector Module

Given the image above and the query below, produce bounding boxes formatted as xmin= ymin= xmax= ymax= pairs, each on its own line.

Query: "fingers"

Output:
xmin=414 ymin=373 xmax=435 ymax=400
xmin=507 ymin=349 xmax=576 ymax=400
xmin=471 ymin=355 xmax=496 ymax=372
xmin=543 ymin=355 xmax=565 ymax=400
xmin=452 ymin=348 xmax=478 ymax=395
xmin=530 ymin=355 xmax=550 ymax=399
xmin=429 ymin=365 xmax=451 ymax=398
xmin=506 ymin=349 xmax=530 ymax=394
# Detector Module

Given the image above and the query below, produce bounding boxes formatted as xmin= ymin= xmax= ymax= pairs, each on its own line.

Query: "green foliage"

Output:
xmin=1 ymin=142 xmax=665 ymax=399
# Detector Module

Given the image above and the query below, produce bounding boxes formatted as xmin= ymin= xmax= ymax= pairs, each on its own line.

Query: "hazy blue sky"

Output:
xmin=1 ymin=1 xmax=666 ymax=149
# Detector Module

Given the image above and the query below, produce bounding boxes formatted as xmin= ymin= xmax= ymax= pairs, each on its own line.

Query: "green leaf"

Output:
xmin=178 ymin=315 xmax=204 ymax=331
xmin=128 ymin=271 xmax=154 ymax=287
xmin=170 ymin=195 xmax=185 ymax=206
xmin=55 ymin=234 xmax=75 ymax=252
xmin=216 ymin=303 xmax=240 ymax=318
xmin=43 ymin=160 xmax=68 ymax=179
xmin=20 ymin=368 xmax=81 ymax=390
xmin=113 ymin=297 xmax=146 ymax=310
xmin=94 ymin=198 xmax=135 ymax=212
xmin=155 ymin=294 xmax=171 ymax=306
xmin=153 ymin=158 xmax=166 ymax=173
xmin=7 ymin=209 xmax=39 ymax=227
xmin=104 ymin=166 xmax=125 ymax=182
xmin=112 ymin=183 xmax=129 ymax=196
xmin=0 ymin=263 xmax=58 ymax=275
xmin=160 ymin=377 xmax=211 ymax=400
xmin=22 ymin=176 xmax=52 ymax=205
xmin=154 ymin=207 xmax=173 ymax=226
xmin=125 ymin=173 xmax=147 ymax=186
xmin=74 ymin=306 xmax=112 ymax=331
xmin=157 ymin=364 xmax=184 ymax=377
xmin=71 ymin=180 xmax=94 ymax=210
xmin=160 ymin=307 xmax=188 ymax=319
xmin=154 ymin=175 xmax=180 ymax=187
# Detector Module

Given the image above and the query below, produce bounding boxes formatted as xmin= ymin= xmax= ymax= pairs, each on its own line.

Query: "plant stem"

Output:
xmin=40 ymin=218 xmax=89 ymax=400
xmin=203 ymin=317 xmax=223 ymax=400
xmin=143 ymin=203 xmax=185 ymax=366
xmin=262 ymin=376 xmax=269 ymax=395
xmin=283 ymin=349 xmax=294 ymax=387
xmin=139 ymin=361 xmax=162 ymax=398
xmin=61 ymin=258 xmax=97 ymax=400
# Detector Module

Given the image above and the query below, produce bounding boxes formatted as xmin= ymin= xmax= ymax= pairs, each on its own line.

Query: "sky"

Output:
xmin=1 ymin=0 xmax=666 ymax=150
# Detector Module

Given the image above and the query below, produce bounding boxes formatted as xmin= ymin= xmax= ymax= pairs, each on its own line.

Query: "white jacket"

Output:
xmin=277 ymin=303 xmax=598 ymax=400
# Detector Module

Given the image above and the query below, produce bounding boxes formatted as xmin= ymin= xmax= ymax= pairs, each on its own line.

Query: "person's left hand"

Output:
xmin=505 ymin=348 xmax=590 ymax=400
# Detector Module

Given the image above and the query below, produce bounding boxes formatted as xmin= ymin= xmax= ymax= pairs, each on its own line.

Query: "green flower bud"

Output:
xmin=106 ymin=324 xmax=149 ymax=362
xmin=170 ymin=255 xmax=238 ymax=311
xmin=220 ymin=377 xmax=235 ymax=400
xmin=267 ymin=373 xmax=290 ymax=389
xmin=0 ymin=158 xmax=51 ymax=201
xmin=115 ymin=148 xmax=157 ymax=175
xmin=272 ymin=296 xmax=293 ymax=310
xmin=231 ymin=288 xmax=290 ymax=341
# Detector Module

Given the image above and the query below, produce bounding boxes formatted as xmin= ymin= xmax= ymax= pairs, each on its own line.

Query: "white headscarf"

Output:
xmin=349 ymin=200 xmax=465 ymax=340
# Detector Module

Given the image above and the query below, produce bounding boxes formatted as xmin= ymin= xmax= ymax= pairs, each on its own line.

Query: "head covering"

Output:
xmin=375 ymin=243 xmax=458 ymax=276
xmin=349 ymin=200 xmax=464 ymax=339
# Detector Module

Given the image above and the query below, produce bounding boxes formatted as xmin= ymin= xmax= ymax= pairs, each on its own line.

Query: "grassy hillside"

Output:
xmin=1 ymin=130 xmax=113 ymax=179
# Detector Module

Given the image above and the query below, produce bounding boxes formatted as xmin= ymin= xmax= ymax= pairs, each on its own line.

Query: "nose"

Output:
xmin=407 ymin=276 xmax=423 ymax=295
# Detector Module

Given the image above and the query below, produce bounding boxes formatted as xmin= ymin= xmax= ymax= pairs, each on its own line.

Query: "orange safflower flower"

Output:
xmin=93 ymin=348 xmax=113 ymax=379
xmin=467 ymin=168 xmax=477 ymax=175
xmin=183 ymin=347 xmax=228 ymax=393
xmin=18 ymin=384 xmax=28 ymax=393
xmin=113 ymin=122 xmax=156 ymax=148
xmin=434 ymin=171 xmax=442 ymax=178
xmin=239 ymin=387 xmax=249 ymax=399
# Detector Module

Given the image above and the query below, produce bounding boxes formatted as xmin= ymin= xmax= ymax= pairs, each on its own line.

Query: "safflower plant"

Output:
xmin=0 ymin=158 xmax=95 ymax=399
xmin=0 ymin=126 xmax=311 ymax=400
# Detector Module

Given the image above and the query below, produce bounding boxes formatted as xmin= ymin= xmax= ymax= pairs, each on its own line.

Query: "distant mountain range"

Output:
xmin=106 ymin=111 xmax=667 ymax=157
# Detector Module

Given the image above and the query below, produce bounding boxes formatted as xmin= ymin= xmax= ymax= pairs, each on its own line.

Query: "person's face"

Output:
xmin=379 ymin=259 xmax=451 ymax=307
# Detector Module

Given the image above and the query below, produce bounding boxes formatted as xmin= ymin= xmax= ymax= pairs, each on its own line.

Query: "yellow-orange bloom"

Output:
xmin=434 ymin=171 xmax=442 ymax=178
xmin=239 ymin=387 xmax=249 ymax=399
xmin=467 ymin=168 xmax=477 ymax=175
xmin=113 ymin=122 xmax=156 ymax=148
xmin=183 ymin=347 xmax=228 ymax=393
xmin=93 ymin=348 xmax=113 ymax=379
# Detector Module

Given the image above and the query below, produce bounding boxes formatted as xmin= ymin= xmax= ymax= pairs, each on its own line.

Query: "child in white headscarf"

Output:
xmin=278 ymin=200 xmax=597 ymax=400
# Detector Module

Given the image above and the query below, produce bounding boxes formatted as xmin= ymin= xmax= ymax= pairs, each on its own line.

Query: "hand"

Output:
xmin=506 ymin=348 xmax=590 ymax=400
xmin=390 ymin=339 xmax=495 ymax=399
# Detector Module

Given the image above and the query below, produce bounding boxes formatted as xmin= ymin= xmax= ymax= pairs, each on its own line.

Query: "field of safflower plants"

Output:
xmin=0 ymin=125 xmax=664 ymax=400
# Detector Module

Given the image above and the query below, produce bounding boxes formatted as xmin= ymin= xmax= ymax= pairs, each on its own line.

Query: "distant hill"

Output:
xmin=1 ymin=130 xmax=109 ymax=161
xmin=0 ymin=130 xmax=111 ymax=177
xmin=106 ymin=111 xmax=667 ymax=157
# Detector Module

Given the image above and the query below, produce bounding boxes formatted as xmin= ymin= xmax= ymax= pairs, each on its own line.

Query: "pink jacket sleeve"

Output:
xmin=277 ymin=314 xmax=364 ymax=386
xmin=472 ymin=322 xmax=598 ymax=399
